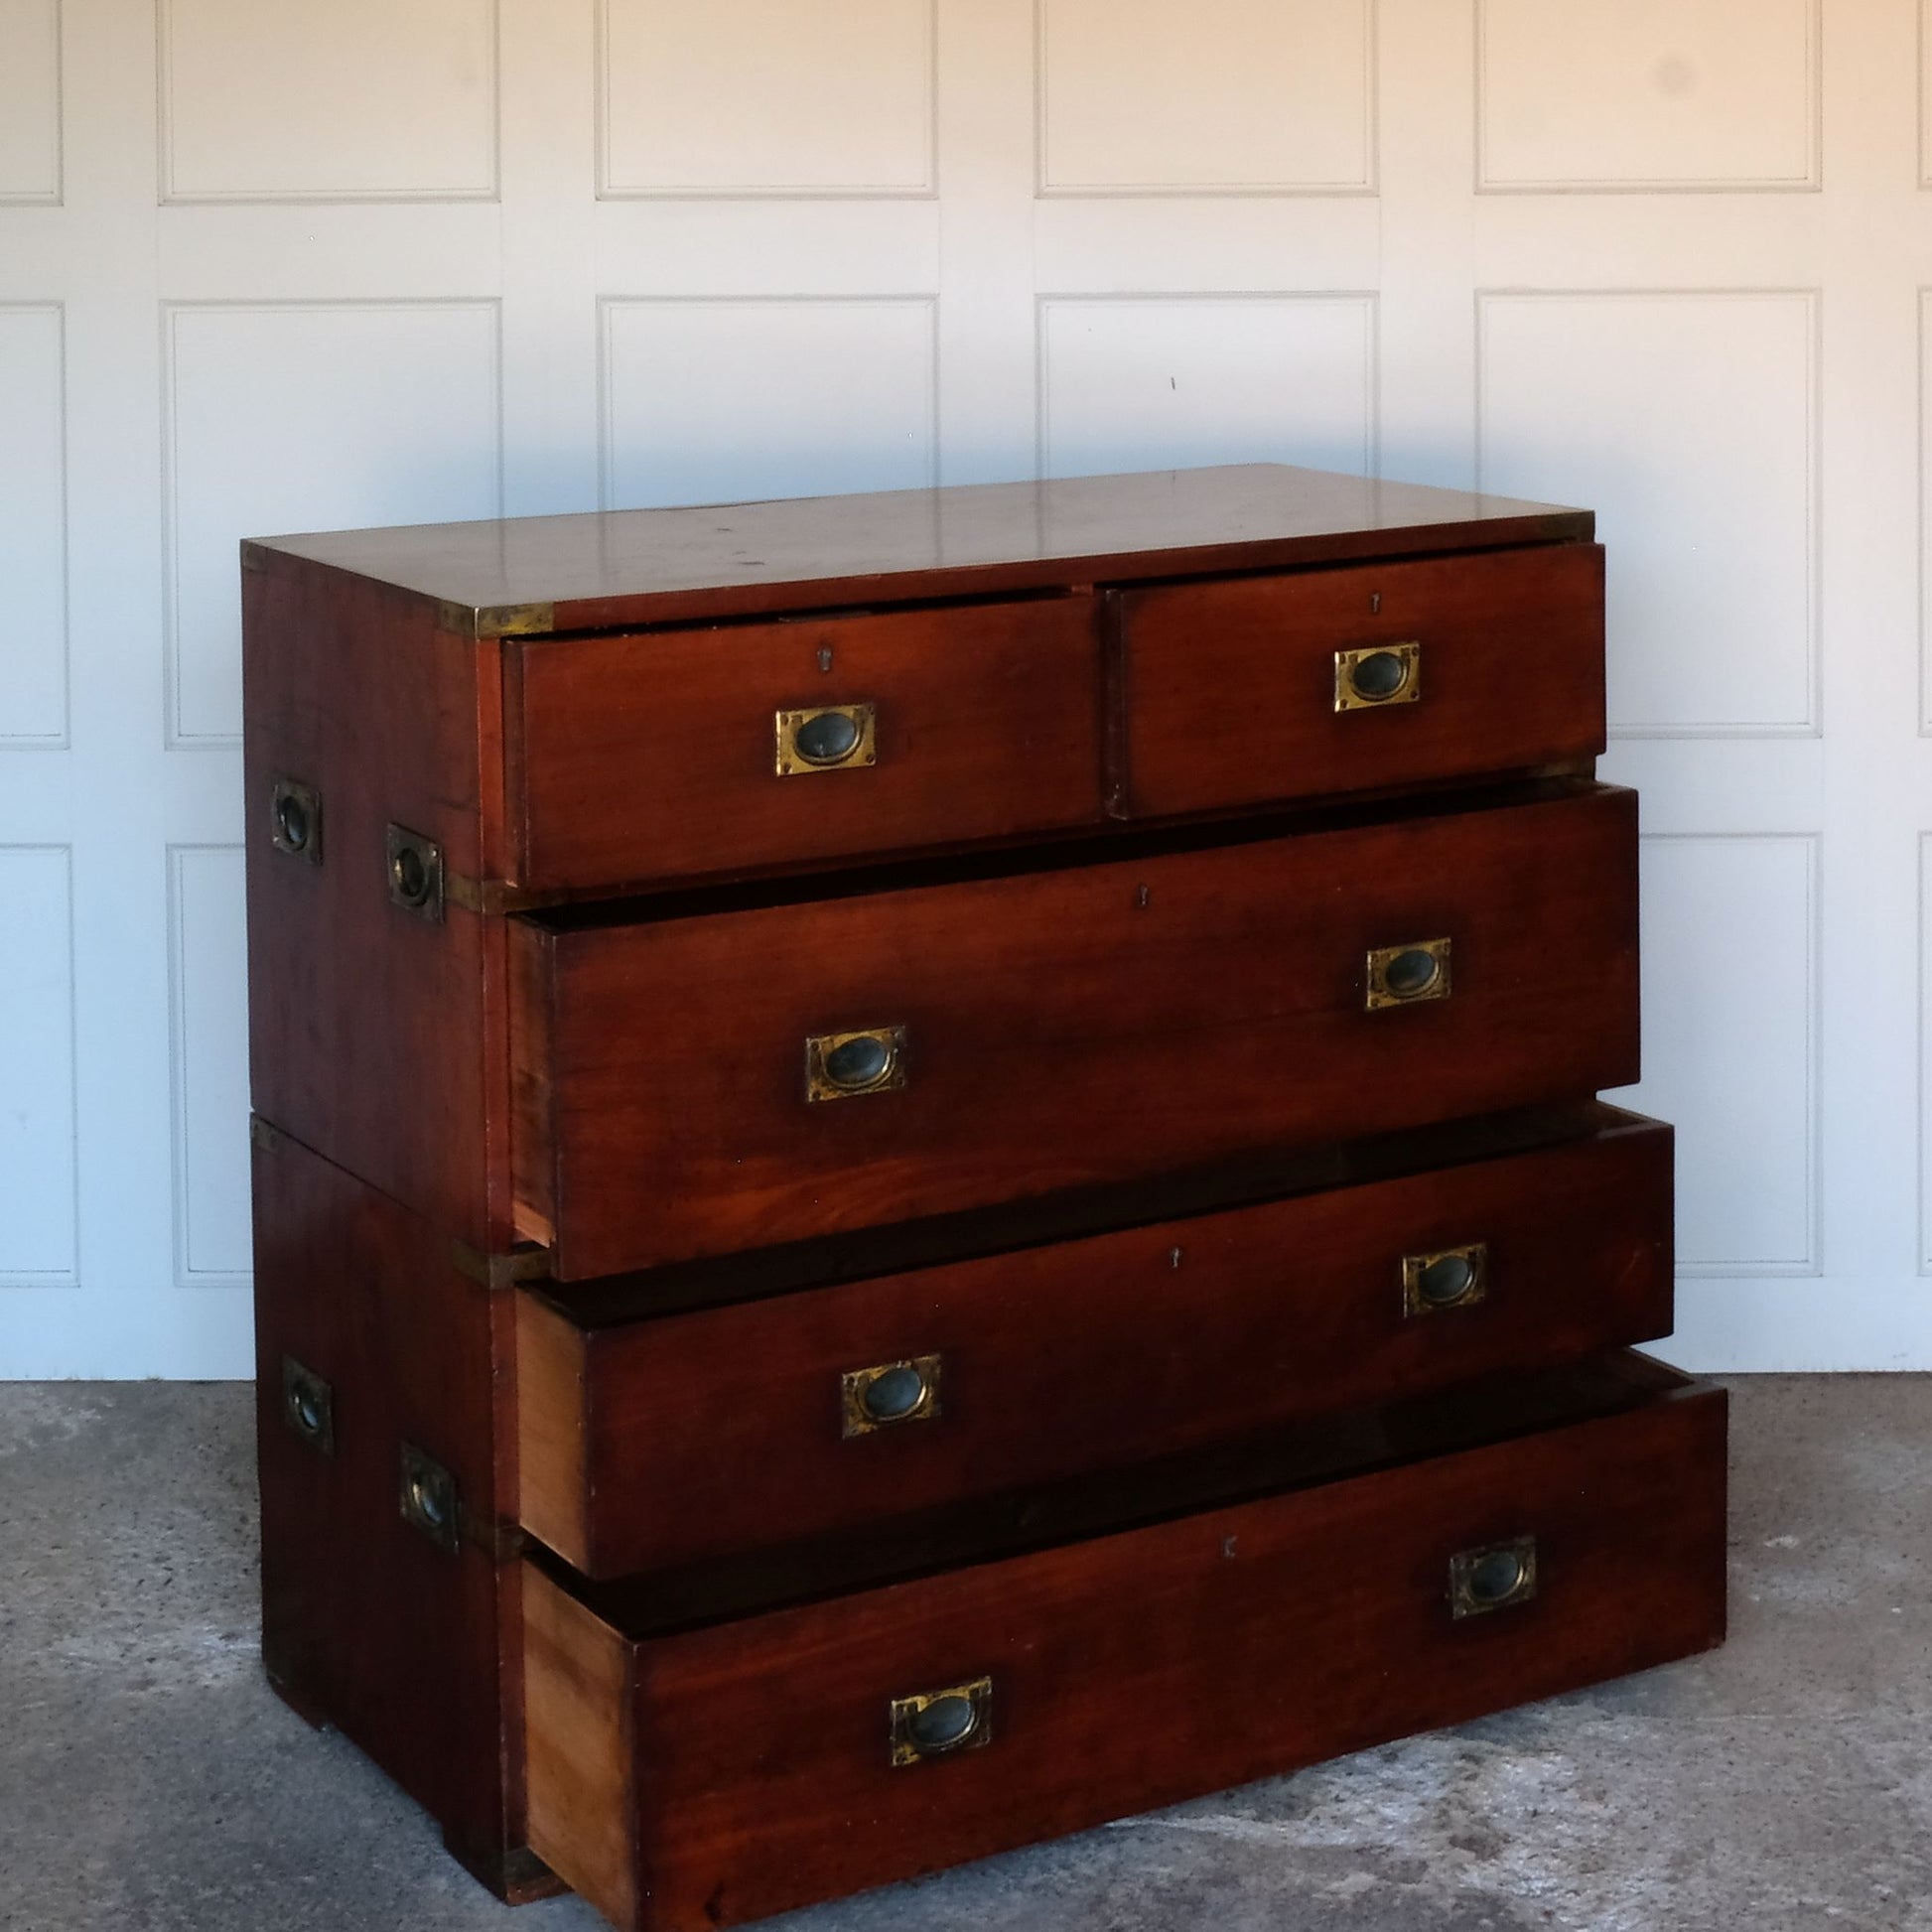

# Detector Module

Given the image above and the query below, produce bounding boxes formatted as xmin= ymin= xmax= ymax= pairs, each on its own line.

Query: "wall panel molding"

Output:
xmin=0 ymin=301 xmax=69 ymax=746
xmin=1036 ymin=291 xmax=1378 ymax=483
xmin=1035 ymin=0 xmax=1376 ymax=197
xmin=598 ymin=294 xmax=939 ymax=510
xmin=1476 ymin=0 xmax=1821 ymax=194
xmin=1476 ymin=287 xmax=1820 ymax=740
xmin=0 ymin=844 xmax=77 ymax=1287
xmin=0 ymin=0 xmax=62 ymax=205
xmin=1622 ymin=832 xmax=1821 ymax=1278
xmin=157 ymin=0 xmax=500 ymax=204
xmin=597 ymin=0 xmax=938 ymax=199
xmin=161 ymin=298 xmax=503 ymax=747
xmin=167 ymin=844 xmax=249 ymax=1288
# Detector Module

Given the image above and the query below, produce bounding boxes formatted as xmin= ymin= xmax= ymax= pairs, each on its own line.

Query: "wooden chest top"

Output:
xmin=241 ymin=462 xmax=1591 ymax=635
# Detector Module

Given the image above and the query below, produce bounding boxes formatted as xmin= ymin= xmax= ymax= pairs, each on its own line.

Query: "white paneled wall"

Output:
xmin=2 ymin=0 xmax=1927 ymax=1373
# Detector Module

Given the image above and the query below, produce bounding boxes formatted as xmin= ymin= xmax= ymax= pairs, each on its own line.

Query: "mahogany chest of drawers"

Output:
xmin=241 ymin=462 xmax=1726 ymax=1929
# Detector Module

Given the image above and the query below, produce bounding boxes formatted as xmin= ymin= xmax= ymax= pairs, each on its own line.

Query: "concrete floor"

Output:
xmin=1 ymin=1378 xmax=1927 ymax=1932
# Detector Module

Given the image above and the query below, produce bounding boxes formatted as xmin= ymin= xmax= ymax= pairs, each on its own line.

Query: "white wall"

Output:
xmin=0 ymin=0 xmax=1914 ymax=1374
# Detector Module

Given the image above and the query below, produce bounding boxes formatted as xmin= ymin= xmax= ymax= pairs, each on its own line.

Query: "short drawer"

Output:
xmin=516 ymin=1110 xmax=1673 ymax=1578
xmin=1114 ymin=544 xmax=1604 ymax=819
xmin=522 ymin=1357 xmax=1726 ymax=1932
xmin=505 ymin=596 xmax=1104 ymax=891
xmin=509 ymin=783 xmax=1640 ymax=1278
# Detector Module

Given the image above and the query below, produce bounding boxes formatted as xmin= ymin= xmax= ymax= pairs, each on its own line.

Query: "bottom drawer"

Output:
xmin=523 ymin=1355 xmax=1726 ymax=1932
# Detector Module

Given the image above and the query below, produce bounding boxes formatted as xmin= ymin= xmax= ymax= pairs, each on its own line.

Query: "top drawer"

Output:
xmin=1114 ymin=545 xmax=1604 ymax=820
xmin=504 ymin=597 xmax=1104 ymax=892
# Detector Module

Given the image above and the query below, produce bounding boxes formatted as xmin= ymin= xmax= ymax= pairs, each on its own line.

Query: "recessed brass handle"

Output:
xmin=398 ymin=1443 xmax=460 ymax=1553
xmin=270 ymin=778 xmax=323 ymax=865
xmin=842 ymin=1354 xmax=941 ymax=1437
xmin=805 ymin=1025 xmax=906 ymax=1102
xmin=1403 ymin=1243 xmax=1488 ymax=1316
xmin=386 ymin=824 xmax=445 ymax=923
xmin=1365 ymin=936 xmax=1450 ymax=1009
xmin=280 ymin=1355 xmax=335 ymax=1455
xmin=776 ymin=702 xmax=877 ymax=775
xmin=1335 ymin=641 xmax=1421 ymax=711
xmin=890 ymin=1676 xmax=993 ymax=1766
xmin=1449 ymin=1535 xmax=1538 ymax=1618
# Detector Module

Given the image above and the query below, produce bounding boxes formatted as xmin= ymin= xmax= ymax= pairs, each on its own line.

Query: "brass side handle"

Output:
xmin=280 ymin=1355 xmax=335 ymax=1455
xmin=399 ymin=1443 xmax=460 ymax=1554
xmin=270 ymin=777 xmax=323 ymax=865
xmin=1365 ymin=936 xmax=1450 ymax=1009
xmin=776 ymin=702 xmax=877 ymax=775
xmin=890 ymin=1676 xmax=993 ymax=1766
xmin=1335 ymin=641 xmax=1421 ymax=711
xmin=805 ymin=1025 xmax=906 ymax=1102
xmin=842 ymin=1354 xmax=941 ymax=1437
xmin=1403 ymin=1243 xmax=1488 ymax=1316
xmin=386 ymin=823 xmax=445 ymax=923
xmin=1449 ymin=1535 xmax=1538 ymax=1619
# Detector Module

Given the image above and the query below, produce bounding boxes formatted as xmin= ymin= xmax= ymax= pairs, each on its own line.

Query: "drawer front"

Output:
xmin=512 ymin=785 xmax=1640 ymax=1278
xmin=523 ymin=1374 xmax=1727 ymax=1932
xmin=1115 ymin=545 xmax=1604 ymax=819
xmin=518 ymin=1114 xmax=1673 ymax=1578
xmin=506 ymin=597 xmax=1103 ymax=891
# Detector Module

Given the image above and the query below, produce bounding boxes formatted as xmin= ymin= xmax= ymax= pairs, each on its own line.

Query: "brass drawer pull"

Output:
xmin=805 ymin=1025 xmax=906 ymax=1102
xmin=1403 ymin=1243 xmax=1488 ymax=1316
xmin=890 ymin=1676 xmax=993 ymax=1766
xmin=270 ymin=777 xmax=323 ymax=865
xmin=1449 ymin=1535 xmax=1538 ymax=1618
xmin=1365 ymin=936 xmax=1450 ymax=1009
xmin=776 ymin=702 xmax=877 ymax=775
xmin=842 ymin=1353 xmax=941 ymax=1437
xmin=1335 ymin=641 xmax=1421 ymax=710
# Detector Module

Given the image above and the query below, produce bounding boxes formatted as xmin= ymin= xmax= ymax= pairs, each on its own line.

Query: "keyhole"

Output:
xmin=1370 ymin=593 xmax=1381 ymax=615
xmin=817 ymin=645 xmax=833 ymax=673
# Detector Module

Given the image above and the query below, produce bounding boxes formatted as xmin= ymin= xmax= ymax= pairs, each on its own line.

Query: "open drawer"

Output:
xmin=516 ymin=1107 xmax=1675 ymax=1577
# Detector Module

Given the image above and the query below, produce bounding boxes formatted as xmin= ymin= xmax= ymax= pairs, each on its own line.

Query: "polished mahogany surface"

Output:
xmin=244 ymin=463 xmax=1591 ymax=634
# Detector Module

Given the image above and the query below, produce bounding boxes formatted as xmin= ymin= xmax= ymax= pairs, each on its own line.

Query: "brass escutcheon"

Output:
xmin=1335 ymin=640 xmax=1422 ymax=711
xmin=1365 ymin=936 xmax=1451 ymax=1010
xmin=1402 ymin=1243 xmax=1489 ymax=1317
xmin=1449 ymin=1535 xmax=1538 ymax=1619
xmin=805 ymin=1025 xmax=906 ymax=1103
xmin=775 ymin=702 xmax=877 ymax=776
xmin=842 ymin=1354 xmax=942 ymax=1438
xmin=890 ymin=1676 xmax=994 ymax=1767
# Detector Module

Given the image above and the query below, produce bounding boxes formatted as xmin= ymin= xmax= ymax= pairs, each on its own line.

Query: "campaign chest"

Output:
xmin=241 ymin=462 xmax=1725 ymax=1929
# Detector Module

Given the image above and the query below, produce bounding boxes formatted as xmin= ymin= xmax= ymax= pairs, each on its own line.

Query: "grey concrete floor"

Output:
xmin=0 ymin=1377 xmax=1926 ymax=1932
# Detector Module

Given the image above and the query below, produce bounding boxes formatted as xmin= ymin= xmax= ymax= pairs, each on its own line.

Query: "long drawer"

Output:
xmin=516 ymin=1109 xmax=1673 ymax=1577
xmin=509 ymin=783 xmax=1640 ymax=1278
xmin=522 ymin=1355 xmax=1726 ymax=1932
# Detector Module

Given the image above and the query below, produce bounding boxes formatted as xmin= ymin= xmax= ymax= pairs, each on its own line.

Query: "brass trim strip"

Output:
xmin=449 ymin=1240 xmax=554 ymax=1291
xmin=433 ymin=600 xmax=557 ymax=639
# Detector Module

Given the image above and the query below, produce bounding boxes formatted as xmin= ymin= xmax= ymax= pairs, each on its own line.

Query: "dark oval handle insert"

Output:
xmin=890 ymin=1675 xmax=994 ymax=1766
xmin=1335 ymin=640 xmax=1421 ymax=711
xmin=1403 ymin=1242 xmax=1488 ymax=1316
xmin=398 ymin=1444 xmax=460 ymax=1554
xmin=1449 ymin=1535 xmax=1538 ymax=1619
xmin=806 ymin=1026 xmax=907 ymax=1103
xmin=1365 ymin=936 xmax=1451 ymax=1009
xmin=776 ymin=702 xmax=878 ymax=774
xmin=842 ymin=1353 xmax=942 ymax=1437
xmin=385 ymin=824 xmax=444 ymax=922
